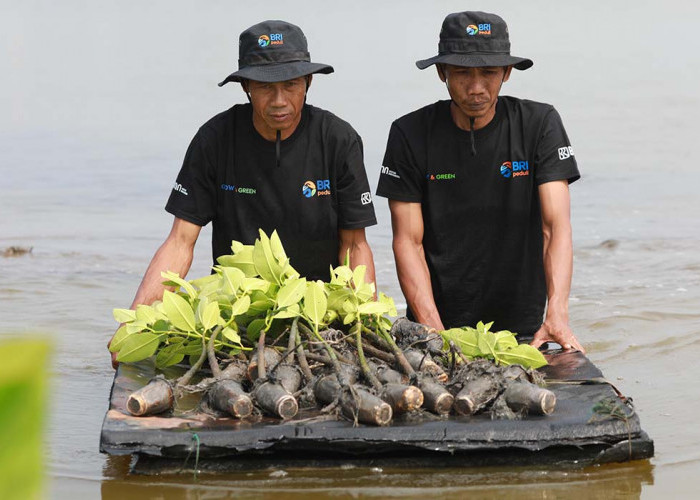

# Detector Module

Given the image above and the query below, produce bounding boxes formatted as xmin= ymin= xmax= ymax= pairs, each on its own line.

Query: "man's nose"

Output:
xmin=270 ymin=86 xmax=287 ymax=107
xmin=466 ymin=76 xmax=486 ymax=95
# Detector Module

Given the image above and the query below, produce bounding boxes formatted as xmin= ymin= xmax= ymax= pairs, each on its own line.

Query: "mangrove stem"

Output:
xmin=207 ymin=326 xmax=223 ymax=379
xmin=354 ymin=323 xmax=382 ymax=390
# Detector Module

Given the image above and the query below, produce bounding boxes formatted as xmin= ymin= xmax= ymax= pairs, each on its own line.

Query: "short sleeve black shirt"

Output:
xmin=376 ymin=96 xmax=580 ymax=334
xmin=166 ymin=104 xmax=377 ymax=281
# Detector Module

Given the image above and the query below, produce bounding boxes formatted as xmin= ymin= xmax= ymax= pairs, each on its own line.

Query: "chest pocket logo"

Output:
xmin=499 ymin=161 xmax=529 ymax=179
xmin=302 ymin=179 xmax=331 ymax=198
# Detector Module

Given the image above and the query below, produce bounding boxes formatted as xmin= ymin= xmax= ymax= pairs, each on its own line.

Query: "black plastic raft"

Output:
xmin=100 ymin=350 xmax=653 ymax=473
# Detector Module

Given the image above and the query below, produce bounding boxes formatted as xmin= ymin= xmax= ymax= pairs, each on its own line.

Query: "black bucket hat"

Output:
xmin=416 ymin=11 xmax=533 ymax=71
xmin=218 ymin=20 xmax=334 ymax=86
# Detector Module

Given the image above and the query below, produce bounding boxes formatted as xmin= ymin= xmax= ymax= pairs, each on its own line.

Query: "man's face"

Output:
xmin=439 ymin=64 xmax=512 ymax=128
xmin=246 ymin=76 xmax=309 ymax=140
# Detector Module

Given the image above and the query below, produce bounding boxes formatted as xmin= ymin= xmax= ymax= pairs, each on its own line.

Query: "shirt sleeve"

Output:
xmin=164 ymin=128 xmax=218 ymax=226
xmin=336 ymin=134 xmax=378 ymax=229
xmin=375 ymin=122 xmax=425 ymax=202
xmin=534 ymin=108 xmax=581 ymax=185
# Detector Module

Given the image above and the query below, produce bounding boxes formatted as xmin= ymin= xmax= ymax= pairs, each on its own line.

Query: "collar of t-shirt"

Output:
xmin=246 ymin=103 xmax=310 ymax=151
xmin=444 ymin=97 xmax=505 ymax=138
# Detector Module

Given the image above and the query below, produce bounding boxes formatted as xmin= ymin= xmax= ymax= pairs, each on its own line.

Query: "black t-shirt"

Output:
xmin=376 ymin=97 xmax=580 ymax=334
xmin=166 ymin=103 xmax=377 ymax=281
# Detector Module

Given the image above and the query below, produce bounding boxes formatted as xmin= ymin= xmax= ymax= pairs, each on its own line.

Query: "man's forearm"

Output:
xmin=129 ymin=236 xmax=196 ymax=309
xmin=393 ymin=238 xmax=444 ymax=330
xmin=542 ymin=221 xmax=573 ymax=322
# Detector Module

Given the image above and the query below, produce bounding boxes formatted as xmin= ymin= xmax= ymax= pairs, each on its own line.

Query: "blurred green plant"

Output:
xmin=0 ymin=337 xmax=51 ymax=500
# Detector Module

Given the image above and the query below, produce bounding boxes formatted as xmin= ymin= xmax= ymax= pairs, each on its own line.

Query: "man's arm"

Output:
xmin=338 ymin=228 xmax=376 ymax=288
xmin=530 ymin=180 xmax=585 ymax=352
xmin=108 ymin=217 xmax=202 ymax=367
xmin=389 ymin=200 xmax=444 ymax=330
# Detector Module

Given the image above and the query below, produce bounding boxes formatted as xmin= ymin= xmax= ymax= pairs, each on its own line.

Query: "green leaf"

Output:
xmin=269 ymin=230 xmax=287 ymax=263
xmin=276 ymin=278 xmax=307 ymax=308
xmin=254 ymin=231 xmax=283 ymax=284
xmin=356 ymin=282 xmax=375 ymax=302
xmin=477 ymin=330 xmax=498 ymax=360
xmin=135 ymin=304 xmax=158 ymax=325
xmin=240 ymin=277 xmax=271 ymax=293
xmin=199 ymin=300 xmax=221 ymax=331
xmin=162 ymin=290 xmax=196 ymax=332
xmin=303 ymin=281 xmax=327 ymax=327
xmin=327 ymin=289 xmax=353 ymax=311
xmin=155 ymin=343 xmax=185 ymax=369
xmin=221 ymin=267 xmax=245 ymax=295
xmin=113 ymin=308 xmax=136 ymax=324
xmin=230 ymin=240 xmax=246 ymax=254
xmin=357 ymin=301 xmax=391 ymax=316
xmin=222 ymin=327 xmax=242 ymax=346
xmin=151 ymin=319 xmax=170 ymax=333
xmin=116 ymin=333 xmax=163 ymax=363
xmin=217 ymin=246 xmax=257 ymax=276
xmin=441 ymin=328 xmax=480 ymax=357
xmin=161 ymin=270 xmax=197 ymax=299
xmin=272 ymin=304 xmax=300 ymax=319
xmin=352 ymin=265 xmax=366 ymax=289
xmin=496 ymin=344 xmax=548 ymax=369
xmin=331 ymin=265 xmax=353 ymax=286
xmin=181 ymin=340 xmax=206 ymax=355
xmin=249 ymin=297 xmax=275 ymax=316
xmin=125 ymin=320 xmax=149 ymax=335
xmin=189 ymin=273 xmax=219 ymax=290
xmin=324 ymin=310 xmax=339 ymax=324
xmin=379 ymin=292 xmax=398 ymax=317
xmin=229 ymin=295 xmax=251 ymax=317
xmin=109 ymin=325 xmax=131 ymax=352
xmin=246 ymin=319 xmax=266 ymax=341
xmin=343 ymin=312 xmax=356 ymax=325
xmin=342 ymin=299 xmax=358 ymax=313
xmin=494 ymin=330 xmax=518 ymax=350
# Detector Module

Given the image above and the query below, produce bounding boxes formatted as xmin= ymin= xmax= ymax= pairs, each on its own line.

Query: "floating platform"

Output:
xmin=100 ymin=349 xmax=654 ymax=473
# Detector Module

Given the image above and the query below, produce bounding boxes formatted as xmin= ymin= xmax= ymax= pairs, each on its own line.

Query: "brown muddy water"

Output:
xmin=2 ymin=1 xmax=700 ymax=498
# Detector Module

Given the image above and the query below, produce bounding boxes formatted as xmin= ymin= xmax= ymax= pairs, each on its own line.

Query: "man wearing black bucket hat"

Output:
xmin=377 ymin=11 xmax=584 ymax=352
xmin=109 ymin=20 xmax=377 ymax=367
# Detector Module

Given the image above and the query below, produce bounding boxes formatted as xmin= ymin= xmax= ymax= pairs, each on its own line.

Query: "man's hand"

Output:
xmin=107 ymin=330 xmax=120 ymax=369
xmin=530 ymin=318 xmax=585 ymax=353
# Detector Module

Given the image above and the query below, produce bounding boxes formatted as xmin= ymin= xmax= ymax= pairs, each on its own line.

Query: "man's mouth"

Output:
xmin=269 ymin=113 xmax=289 ymax=122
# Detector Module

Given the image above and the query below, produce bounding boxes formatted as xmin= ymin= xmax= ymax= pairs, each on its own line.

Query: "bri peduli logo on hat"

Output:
xmin=258 ymin=33 xmax=284 ymax=47
xmin=466 ymin=23 xmax=492 ymax=36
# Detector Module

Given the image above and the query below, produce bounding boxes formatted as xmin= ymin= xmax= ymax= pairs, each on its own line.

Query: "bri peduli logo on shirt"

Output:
xmin=426 ymin=173 xmax=456 ymax=181
xmin=466 ymin=23 xmax=491 ymax=36
xmin=302 ymin=179 xmax=331 ymax=198
xmin=258 ymin=34 xmax=283 ymax=47
xmin=220 ymin=184 xmax=257 ymax=195
xmin=499 ymin=161 xmax=529 ymax=179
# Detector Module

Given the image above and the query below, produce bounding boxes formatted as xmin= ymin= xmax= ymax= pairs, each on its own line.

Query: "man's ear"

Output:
xmin=436 ymin=64 xmax=447 ymax=83
xmin=502 ymin=66 xmax=513 ymax=83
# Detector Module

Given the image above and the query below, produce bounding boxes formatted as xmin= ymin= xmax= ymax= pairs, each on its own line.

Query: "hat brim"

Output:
xmin=218 ymin=61 xmax=334 ymax=86
xmin=415 ymin=53 xmax=533 ymax=71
